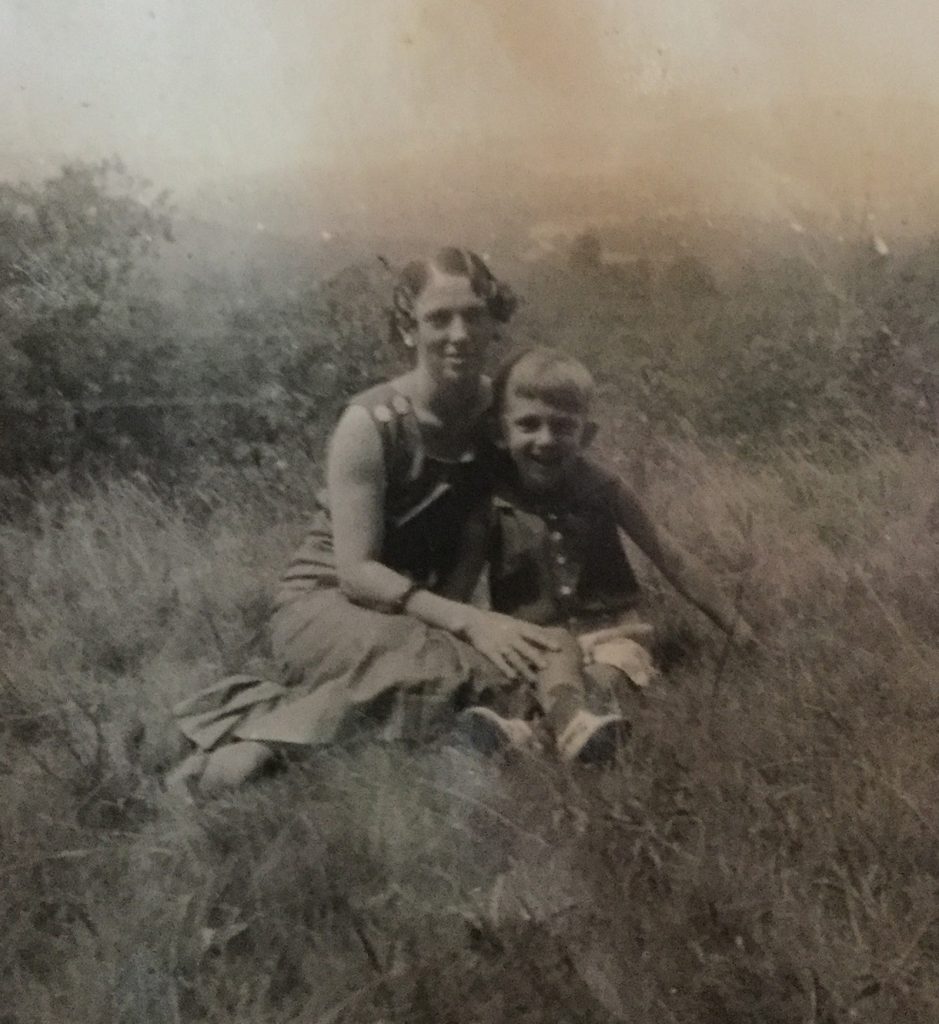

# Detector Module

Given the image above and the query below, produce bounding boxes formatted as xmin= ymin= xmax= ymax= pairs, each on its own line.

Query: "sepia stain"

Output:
xmin=6 ymin=1 xmax=939 ymax=231
xmin=351 ymin=0 xmax=939 ymax=230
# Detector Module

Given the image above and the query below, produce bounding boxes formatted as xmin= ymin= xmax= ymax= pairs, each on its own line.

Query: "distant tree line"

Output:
xmin=1 ymin=163 xmax=937 ymax=485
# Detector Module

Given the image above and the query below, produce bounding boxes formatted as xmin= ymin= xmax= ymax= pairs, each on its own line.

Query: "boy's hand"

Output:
xmin=461 ymin=609 xmax=561 ymax=684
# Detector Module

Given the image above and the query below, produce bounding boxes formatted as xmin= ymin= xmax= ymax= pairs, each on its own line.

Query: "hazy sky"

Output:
xmin=4 ymin=0 xmax=939 ymax=215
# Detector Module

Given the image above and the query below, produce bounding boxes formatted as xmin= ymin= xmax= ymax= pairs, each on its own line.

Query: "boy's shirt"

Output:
xmin=488 ymin=453 xmax=641 ymax=626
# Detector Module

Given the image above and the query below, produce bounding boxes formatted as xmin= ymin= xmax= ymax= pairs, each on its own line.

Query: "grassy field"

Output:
xmin=2 ymin=427 xmax=938 ymax=1023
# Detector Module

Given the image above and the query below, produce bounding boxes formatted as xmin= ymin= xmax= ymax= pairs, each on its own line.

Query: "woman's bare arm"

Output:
xmin=327 ymin=405 xmax=416 ymax=609
xmin=610 ymin=477 xmax=751 ymax=638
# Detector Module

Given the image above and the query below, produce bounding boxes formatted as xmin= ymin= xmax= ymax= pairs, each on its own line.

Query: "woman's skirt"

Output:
xmin=173 ymin=589 xmax=522 ymax=753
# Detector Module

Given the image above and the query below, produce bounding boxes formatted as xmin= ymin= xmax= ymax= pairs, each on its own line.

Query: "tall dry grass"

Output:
xmin=2 ymin=437 xmax=939 ymax=1022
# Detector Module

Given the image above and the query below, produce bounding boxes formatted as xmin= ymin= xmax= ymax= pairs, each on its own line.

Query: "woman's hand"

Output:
xmin=461 ymin=608 xmax=561 ymax=684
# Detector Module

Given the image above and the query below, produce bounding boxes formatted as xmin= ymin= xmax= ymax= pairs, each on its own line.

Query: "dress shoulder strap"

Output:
xmin=347 ymin=382 xmax=422 ymax=485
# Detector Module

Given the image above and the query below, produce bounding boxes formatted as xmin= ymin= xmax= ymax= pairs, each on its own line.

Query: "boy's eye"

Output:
xmin=553 ymin=418 xmax=578 ymax=436
xmin=514 ymin=416 xmax=542 ymax=432
xmin=462 ymin=306 xmax=484 ymax=324
xmin=426 ymin=311 xmax=452 ymax=329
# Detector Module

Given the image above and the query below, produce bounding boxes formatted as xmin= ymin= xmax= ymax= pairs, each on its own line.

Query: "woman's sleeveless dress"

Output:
xmin=173 ymin=382 xmax=511 ymax=752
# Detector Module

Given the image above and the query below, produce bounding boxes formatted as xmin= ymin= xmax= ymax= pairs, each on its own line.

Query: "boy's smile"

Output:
xmin=502 ymin=394 xmax=589 ymax=493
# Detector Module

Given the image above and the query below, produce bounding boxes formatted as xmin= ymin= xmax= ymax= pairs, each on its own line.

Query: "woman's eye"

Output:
xmin=515 ymin=417 xmax=541 ymax=432
xmin=426 ymin=311 xmax=452 ymax=329
xmin=462 ymin=307 xmax=484 ymax=324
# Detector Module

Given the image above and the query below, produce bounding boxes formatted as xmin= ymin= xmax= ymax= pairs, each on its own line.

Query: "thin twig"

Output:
xmin=20 ymin=743 xmax=75 ymax=788
xmin=710 ymin=575 xmax=746 ymax=705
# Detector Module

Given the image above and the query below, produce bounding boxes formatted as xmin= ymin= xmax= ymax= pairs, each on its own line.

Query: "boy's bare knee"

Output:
xmin=538 ymin=628 xmax=585 ymax=695
xmin=543 ymin=626 xmax=579 ymax=653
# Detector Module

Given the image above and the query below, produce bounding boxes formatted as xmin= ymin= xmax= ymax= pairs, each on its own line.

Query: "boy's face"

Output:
xmin=501 ymin=392 xmax=592 ymax=493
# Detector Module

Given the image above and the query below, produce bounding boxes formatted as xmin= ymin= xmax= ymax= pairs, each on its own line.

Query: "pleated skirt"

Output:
xmin=173 ymin=588 xmax=521 ymax=752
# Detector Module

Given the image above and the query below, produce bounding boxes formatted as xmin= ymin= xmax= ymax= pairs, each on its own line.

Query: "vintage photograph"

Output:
xmin=3 ymin=1 xmax=938 ymax=1020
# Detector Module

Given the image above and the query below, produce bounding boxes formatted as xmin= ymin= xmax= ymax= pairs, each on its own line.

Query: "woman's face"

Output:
xmin=406 ymin=270 xmax=498 ymax=388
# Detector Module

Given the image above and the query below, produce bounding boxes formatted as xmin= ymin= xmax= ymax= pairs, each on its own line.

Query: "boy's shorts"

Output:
xmin=575 ymin=615 xmax=658 ymax=690
xmin=585 ymin=636 xmax=657 ymax=689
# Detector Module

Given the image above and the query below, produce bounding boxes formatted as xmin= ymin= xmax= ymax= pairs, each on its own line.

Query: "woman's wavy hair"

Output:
xmin=388 ymin=247 xmax=517 ymax=348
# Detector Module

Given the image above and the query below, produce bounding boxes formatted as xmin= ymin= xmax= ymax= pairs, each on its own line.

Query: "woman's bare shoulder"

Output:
xmin=334 ymin=402 xmax=377 ymax=431
xmin=353 ymin=371 xmax=415 ymax=402
xmin=328 ymin=405 xmax=384 ymax=480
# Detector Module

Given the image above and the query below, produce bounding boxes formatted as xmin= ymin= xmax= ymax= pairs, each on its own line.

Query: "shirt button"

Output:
xmin=558 ymin=584 xmax=573 ymax=597
xmin=549 ymin=531 xmax=563 ymax=542
xmin=556 ymin=554 xmax=567 ymax=565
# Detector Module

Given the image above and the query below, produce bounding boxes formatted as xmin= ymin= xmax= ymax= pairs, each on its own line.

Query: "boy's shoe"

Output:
xmin=453 ymin=706 xmax=536 ymax=755
xmin=556 ymin=710 xmax=630 ymax=765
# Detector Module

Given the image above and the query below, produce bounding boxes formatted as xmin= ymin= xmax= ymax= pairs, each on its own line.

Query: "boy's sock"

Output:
xmin=544 ymin=682 xmax=630 ymax=765
xmin=543 ymin=683 xmax=587 ymax=734
xmin=556 ymin=710 xmax=631 ymax=764
xmin=452 ymin=706 xmax=536 ymax=755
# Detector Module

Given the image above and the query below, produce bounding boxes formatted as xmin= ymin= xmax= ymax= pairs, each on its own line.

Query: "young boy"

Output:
xmin=478 ymin=346 xmax=754 ymax=763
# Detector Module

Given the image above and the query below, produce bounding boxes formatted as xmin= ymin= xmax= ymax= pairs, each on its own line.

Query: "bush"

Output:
xmin=3 ymin=164 xmax=939 ymax=481
xmin=0 ymin=161 xmax=177 ymax=473
xmin=0 ymin=164 xmax=402 ymax=481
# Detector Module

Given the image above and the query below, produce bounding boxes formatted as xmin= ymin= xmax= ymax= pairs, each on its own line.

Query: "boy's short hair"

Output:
xmin=493 ymin=346 xmax=595 ymax=416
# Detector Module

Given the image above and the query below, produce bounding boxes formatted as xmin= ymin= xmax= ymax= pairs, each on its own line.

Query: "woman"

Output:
xmin=172 ymin=248 xmax=557 ymax=792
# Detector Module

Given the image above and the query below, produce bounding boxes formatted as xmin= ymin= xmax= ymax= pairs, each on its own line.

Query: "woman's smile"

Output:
xmin=407 ymin=270 xmax=497 ymax=386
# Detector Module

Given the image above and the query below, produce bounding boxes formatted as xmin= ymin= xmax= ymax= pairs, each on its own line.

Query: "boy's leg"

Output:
xmin=537 ymin=628 xmax=629 ymax=764
xmin=537 ymin=628 xmax=590 ymax=733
